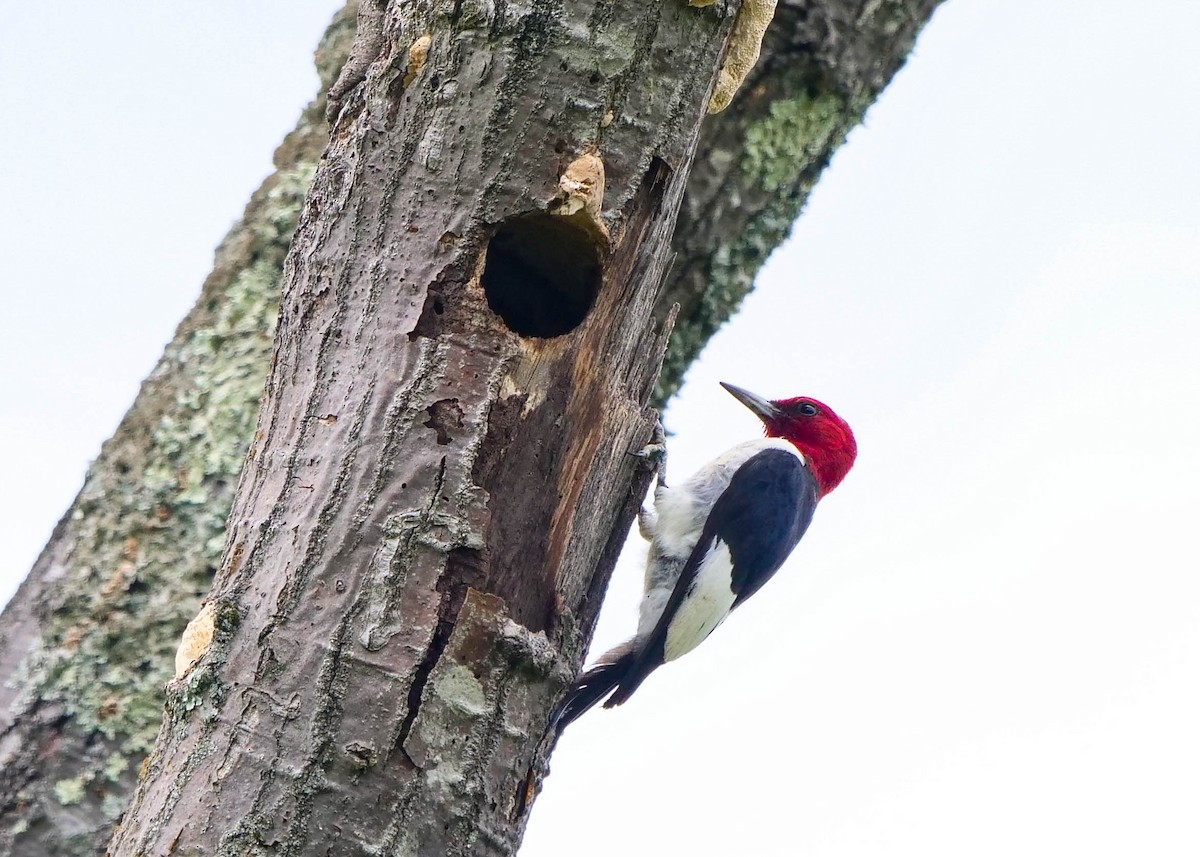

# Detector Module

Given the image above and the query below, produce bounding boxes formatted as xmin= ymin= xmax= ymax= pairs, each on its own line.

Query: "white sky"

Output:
xmin=3 ymin=2 xmax=1199 ymax=855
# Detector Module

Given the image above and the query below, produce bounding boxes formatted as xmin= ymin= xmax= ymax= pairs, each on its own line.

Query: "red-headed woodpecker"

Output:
xmin=555 ymin=382 xmax=856 ymax=726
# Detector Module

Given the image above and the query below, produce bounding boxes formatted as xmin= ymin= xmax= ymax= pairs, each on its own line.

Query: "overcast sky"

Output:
xmin=2 ymin=2 xmax=1199 ymax=855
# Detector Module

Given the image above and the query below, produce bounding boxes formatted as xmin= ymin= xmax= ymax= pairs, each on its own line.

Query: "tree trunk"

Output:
xmin=108 ymin=0 xmax=727 ymax=847
xmin=0 ymin=1 xmax=938 ymax=854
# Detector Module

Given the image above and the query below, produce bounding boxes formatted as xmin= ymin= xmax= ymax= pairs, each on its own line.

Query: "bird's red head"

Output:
xmin=721 ymin=382 xmax=857 ymax=497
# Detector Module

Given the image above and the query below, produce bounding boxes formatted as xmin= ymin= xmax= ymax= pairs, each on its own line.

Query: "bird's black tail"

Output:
xmin=553 ymin=649 xmax=638 ymax=729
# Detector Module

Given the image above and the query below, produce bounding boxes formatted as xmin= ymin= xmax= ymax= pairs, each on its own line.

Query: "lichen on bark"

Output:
xmin=742 ymin=90 xmax=848 ymax=192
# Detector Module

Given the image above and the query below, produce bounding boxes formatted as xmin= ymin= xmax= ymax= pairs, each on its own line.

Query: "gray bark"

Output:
xmin=0 ymin=0 xmax=939 ymax=854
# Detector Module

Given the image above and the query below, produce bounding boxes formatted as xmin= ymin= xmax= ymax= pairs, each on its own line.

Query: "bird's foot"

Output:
xmin=629 ymin=418 xmax=668 ymax=486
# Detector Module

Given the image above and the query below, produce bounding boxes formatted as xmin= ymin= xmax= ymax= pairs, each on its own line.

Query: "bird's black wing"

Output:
xmin=718 ymin=447 xmax=818 ymax=606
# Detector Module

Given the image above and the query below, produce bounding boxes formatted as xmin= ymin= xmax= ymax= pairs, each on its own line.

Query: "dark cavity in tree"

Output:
xmin=482 ymin=213 xmax=602 ymax=338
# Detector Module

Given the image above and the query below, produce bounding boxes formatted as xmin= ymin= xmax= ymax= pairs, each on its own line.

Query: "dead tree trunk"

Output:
xmin=0 ymin=1 xmax=938 ymax=854
xmin=108 ymin=0 xmax=725 ymax=847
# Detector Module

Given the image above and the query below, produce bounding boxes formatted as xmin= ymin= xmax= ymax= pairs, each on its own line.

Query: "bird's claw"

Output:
xmin=629 ymin=418 xmax=668 ymax=485
xmin=629 ymin=441 xmax=666 ymax=465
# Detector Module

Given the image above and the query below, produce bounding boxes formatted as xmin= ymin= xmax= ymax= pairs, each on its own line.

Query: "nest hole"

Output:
xmin=481 ymin=213 xmax=602 ymax=338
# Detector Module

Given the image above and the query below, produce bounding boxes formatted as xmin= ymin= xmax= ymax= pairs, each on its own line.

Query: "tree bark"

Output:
xmin=0 ymin=0 xmax=938 ymax=854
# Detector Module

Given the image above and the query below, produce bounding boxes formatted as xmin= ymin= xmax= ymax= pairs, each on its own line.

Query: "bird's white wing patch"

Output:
xmin=663 ymin=541 xmax=737 ymax=662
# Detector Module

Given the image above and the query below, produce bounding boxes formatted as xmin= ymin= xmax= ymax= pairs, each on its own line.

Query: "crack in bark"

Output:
xmin=276 ymin=616 xmax=355 ymax=855
xmin=359 ymin=454 xmax=454 ymax=653
xmin=394 ymin=457 xmax=456 ymax=758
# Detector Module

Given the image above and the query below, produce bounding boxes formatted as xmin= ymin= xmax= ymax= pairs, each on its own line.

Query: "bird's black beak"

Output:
xmin=720 ymin=382 xmax=782 ymax=424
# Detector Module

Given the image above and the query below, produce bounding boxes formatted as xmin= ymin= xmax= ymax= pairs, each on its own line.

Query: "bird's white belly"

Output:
xmin=663 ymin=541 xmax=736 ymax=662
xmin=651 ymin=487 xmax=704 ymax=558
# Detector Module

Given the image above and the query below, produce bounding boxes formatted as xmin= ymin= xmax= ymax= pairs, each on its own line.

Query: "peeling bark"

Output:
xmin=0 ymin=0 xmax=940 ymax=853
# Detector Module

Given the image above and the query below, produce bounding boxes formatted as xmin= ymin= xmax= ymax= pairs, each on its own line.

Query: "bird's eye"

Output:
xmin=798 ymin=403 xmax=819 ymax=416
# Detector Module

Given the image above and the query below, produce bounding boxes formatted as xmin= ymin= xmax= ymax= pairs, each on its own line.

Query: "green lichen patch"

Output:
xmin=742 ymin=91 xmax=847 ymax=193
xmin=101 ymin=793 xmax=129 ymax=821
xmin=214 ymin=599 xmax=242 ymax=634
xmin=165 ymin=664 xmax=227 ymax=725
xmin=103 ymin=752 xmax=130 ymax=782
xmin=8 ymin=158 xmax=316 ymax=818
xmin=434 ymin=664 xmax=489 ymax=716
xmin=54 ymin=775 xmax=89 ymax=806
